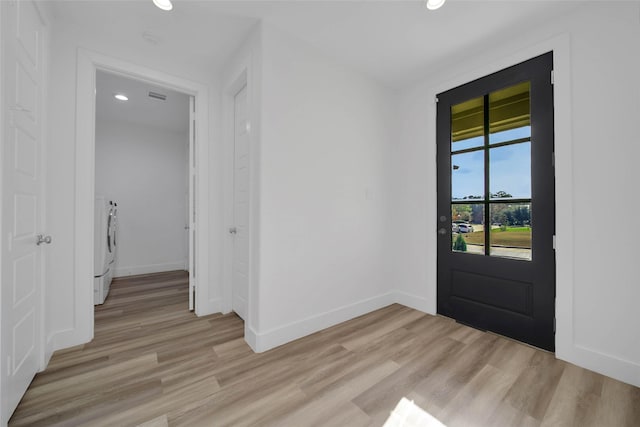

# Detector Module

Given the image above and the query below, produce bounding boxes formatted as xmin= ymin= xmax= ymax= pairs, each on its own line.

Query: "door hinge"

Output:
xmin=551 ymin=70 xmax=555 ymax=85
xmin=434 ymin=96 xmax=439 ymax=104
xmin=553 ymin=235 xmax=556 ymax=250
xmin=553 ymin=317 xmax=556 ymax=333
xmin=552 ymin=151 xmax=555 ymax=168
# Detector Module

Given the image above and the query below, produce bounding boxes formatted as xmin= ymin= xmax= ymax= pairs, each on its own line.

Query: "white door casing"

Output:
xmin=188 ymin=95 xmax=196 ymax=311
xmin=232 ymin=85 xmax=249 ymax=320
xmin=74 ymin=50 xmax=211 ymax=350
xmin=1 ymin=0 xmax=46 ymax=422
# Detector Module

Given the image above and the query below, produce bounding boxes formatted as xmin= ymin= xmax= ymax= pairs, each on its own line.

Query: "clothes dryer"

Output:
xmin=94 ymin=196 xmax=114 ymax=304
xmin=108 ymin=201 xmax=118 ymax=274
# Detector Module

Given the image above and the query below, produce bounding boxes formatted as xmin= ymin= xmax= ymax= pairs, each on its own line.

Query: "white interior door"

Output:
xmin=188 ymin=95 xmax=196 ymax=311
xmin=231 ymin=85 xmax=249 ymax=320
xmin=1 ymin=0 xmax=46 ymax=422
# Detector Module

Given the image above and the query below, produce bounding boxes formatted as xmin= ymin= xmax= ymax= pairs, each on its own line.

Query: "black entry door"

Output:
xmin=436 ymin=52 xmax=555 ymax=351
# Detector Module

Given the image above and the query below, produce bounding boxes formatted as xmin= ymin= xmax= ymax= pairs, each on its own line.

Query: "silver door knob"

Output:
xmin=229 ymin=227 xmax=237 ymax=234
xmin=437 ymin=228 xmax=447 ymax=235
xmin=36 ymin=234 xmax=52 ymax=245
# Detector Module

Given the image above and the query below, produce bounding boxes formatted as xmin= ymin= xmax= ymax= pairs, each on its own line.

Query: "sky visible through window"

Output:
xmin=452 ymin=126 xmax=531 ymax=200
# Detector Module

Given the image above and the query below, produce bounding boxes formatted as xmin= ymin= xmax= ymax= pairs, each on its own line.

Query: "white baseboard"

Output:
xmin=42 ymin=333 xmax=55 ymax=371
xmin=244 ymin=324 xmax=259 ymax=352
xmin=232 ymin=295 xmax=247 ymax=320
xmin=392 ymin=290 xmax=433 ymax=315
xmin=50 ymin=327 xmax=90 ymax=353
xmin=248 ymin=292 xmax=397 ymax=353
xmin=196 ymin=297 xmax=223 ymax=317
xmin=114 ymin=262 xmax=186 ymax=278
xmin=557 ymin=344 xmax=640 ymax=388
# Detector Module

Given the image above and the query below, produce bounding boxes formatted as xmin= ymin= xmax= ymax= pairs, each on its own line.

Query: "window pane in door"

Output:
xmin=452 ymin=204 xmax=484 ymax=255
xmin=451 ymin=96 xmax=484 ymax=151
xmin=489 ymin=202 xmax=532 ymax=260
xmin=489 ymin=81 xmax=530 ymax=144
xmin=451 ymin=150 xmax=484 ymax=201
xmin=489 ymin=142 xmax=531 ymax=200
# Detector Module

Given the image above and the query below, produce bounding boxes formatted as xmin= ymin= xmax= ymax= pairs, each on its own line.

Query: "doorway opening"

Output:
xmin=75 ymin=49 xmax=210 ymax=344
xmin=92 ymin=70 xmax=193 ymax=309
xmin=436 ymin=52 xmax=556 ymax=351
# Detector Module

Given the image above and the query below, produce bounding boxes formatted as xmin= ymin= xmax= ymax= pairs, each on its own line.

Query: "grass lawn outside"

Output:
xmin=459 ymin=227 xmax=532 ymax=248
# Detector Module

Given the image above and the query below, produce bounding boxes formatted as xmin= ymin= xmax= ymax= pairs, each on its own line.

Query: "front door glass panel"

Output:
xmin=489 ymin=202 xmax=532 ymax=260
xmin=451 ymin=203 xmax=485 ymax=255
xmin=489 ymin=142 xmax=531 ymax=200
xmin=451 ymin=151 xmax=484 ymax=200
xmin=450 ymin=81 xmax=532 ymax=260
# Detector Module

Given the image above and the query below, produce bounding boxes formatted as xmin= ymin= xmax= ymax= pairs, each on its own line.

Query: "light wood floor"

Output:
xmin=10 ymin=271 xmax=640 ymax=426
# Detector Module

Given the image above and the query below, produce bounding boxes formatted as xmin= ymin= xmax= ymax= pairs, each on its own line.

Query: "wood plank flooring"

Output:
xmin=9 ymin=271 xmax=640 ymax=426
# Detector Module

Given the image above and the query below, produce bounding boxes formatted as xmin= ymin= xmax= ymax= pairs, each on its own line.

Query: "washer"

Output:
xmin=94 ymin=196 xmax=114 ymax=304
xmin=108 ymin=201 xmax=118 ymax=274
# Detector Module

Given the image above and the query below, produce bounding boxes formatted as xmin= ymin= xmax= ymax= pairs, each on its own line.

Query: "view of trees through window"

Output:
xmin=449 ymin=80 xmax=533 ymax=260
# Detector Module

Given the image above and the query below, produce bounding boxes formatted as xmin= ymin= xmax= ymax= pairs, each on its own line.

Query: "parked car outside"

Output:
xmin=457 ymin=223 xmax=474 ymax=233
xmin=452 ymin=223 xmax=459 ymax=233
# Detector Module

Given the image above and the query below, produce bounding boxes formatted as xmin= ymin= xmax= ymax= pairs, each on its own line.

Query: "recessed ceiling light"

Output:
xmin=114 ymin=93 xmax=129 ymax=101
xmin=153 ymin=0 xmax=173 ymax=11
xmin=426 ymin=0 xmax=446 ymax=10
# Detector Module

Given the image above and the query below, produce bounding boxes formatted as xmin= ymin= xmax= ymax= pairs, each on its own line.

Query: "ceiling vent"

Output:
xmin=148 ymin=91 xmax=167 ymax=101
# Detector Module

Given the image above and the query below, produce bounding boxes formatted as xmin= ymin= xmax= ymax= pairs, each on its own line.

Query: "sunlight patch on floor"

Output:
xmin=383 ymin=397 xmax=447 ymax=427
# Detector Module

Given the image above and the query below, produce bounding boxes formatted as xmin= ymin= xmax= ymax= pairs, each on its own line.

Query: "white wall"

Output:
xmin=95 ymin=120 xmax=188 ymax=277
xmin=45 ymin=15 xmax=224 ymax=352
xmin=393 ymin=2 xmax=640 ymax=387
xmin=248 ymin=25 xmax=398 ymax=351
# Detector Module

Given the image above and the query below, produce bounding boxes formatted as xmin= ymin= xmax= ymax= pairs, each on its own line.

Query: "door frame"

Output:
xmin=229 ymin=83 xmax=249 ymax=320
xmin=436 ymin=52 xmax=555 ymax=350
xmin=223 ymin=69 xmax=248 ymax=316
xmin=222 ymin=56 xmax=261 ymax=351
xmin=424 ymin=34 xmax=573 ymax=356
xmin=73 ymin=49 xmax=210 ymax=344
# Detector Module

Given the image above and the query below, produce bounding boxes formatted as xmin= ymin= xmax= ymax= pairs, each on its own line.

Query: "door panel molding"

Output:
xmin=1 ymin=0 xmax=47 ymax=421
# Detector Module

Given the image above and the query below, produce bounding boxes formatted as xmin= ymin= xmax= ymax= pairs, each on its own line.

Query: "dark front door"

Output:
xmin=436 ymin=52 xmax=555 ymax=351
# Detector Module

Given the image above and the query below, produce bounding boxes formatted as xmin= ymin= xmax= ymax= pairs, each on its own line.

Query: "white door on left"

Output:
xmin=1 ymin=0 xmax=47 ymax=422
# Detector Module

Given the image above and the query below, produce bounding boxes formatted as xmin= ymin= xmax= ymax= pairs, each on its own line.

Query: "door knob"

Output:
xmin=36 ymin=234 xmax=52 ymax=245
xmin=229 ymin=227 xmax=237 ymax=235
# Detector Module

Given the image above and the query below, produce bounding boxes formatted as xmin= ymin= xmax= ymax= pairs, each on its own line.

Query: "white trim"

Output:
xmin=113 ymin=262 xmax=187 ymax=278
xmin=38 ymin=0 xmax=51 ymax=373
xmin=200 ymin=297 xmax=223 ymax=317
xmin=249 ymin=293 xmax=397 ymax=353
xmin=570 ymin=345 xmax=640 ymax=388
xmin=392 ymin=291 xmax=433 ymax=315
xmin=0 ymin=2 xmax=6 ymax=424
xmin=232 ymin=294 xmax=248 ymax=320
xmin=222 ymin=67 xmax=248 ymax=316
xmin=49 ymin=327 xmax=79 ymax=350
xmin=69 ymin=48 xmax=211 ymax=350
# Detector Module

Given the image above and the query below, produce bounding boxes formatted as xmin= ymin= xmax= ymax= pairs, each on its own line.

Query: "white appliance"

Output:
xmin=94 ymin=196 xmax=117 ymax=304
xmin=109 ymin=201 xmax=118 ymax=273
